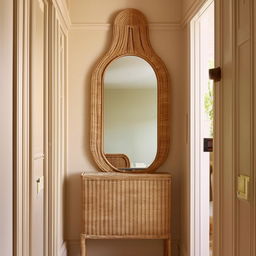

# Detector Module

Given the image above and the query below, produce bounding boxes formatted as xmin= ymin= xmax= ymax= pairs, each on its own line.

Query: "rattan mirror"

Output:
xmin=90 ymin=8 xmax=169 ymax=173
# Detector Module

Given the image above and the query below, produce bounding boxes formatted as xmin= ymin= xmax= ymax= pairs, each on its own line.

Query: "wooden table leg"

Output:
xmin=164 ymin=238 xmax=171 ymax=256
xmin=80 ymin=234 xmax=87 ymax=256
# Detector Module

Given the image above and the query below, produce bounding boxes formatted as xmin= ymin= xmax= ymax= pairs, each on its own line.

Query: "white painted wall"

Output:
xmin=0 ymin=0 xmax=13 ymax=255
xmin=67 ymin=1 xmax=185 ymax=255
xmin=104 ymin=88 xmax=157 ymax=167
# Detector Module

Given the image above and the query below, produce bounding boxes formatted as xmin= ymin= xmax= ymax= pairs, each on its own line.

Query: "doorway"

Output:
xmin=190 ymin=1 xmax=214 ymax=256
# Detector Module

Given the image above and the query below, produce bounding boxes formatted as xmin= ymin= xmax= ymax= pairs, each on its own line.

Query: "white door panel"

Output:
xmin=30 ymin=0 xmax=45 ymax=255
xmin=215 ymin=0 xmax=255 ymax=255
xmin=235 ymin=0 xmax=253 ymax=255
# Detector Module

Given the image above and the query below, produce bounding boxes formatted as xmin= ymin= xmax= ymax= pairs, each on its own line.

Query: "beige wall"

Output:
xmin=0 ymin=0 xmax=13 ymax=255
xmin=69 ymin=0 xmax=181 ymax=23
xmin=67 ymin=0 xmax=185 ymax=255
xmin=182 ymin=0 xmax=207 ymax=22
xmin=182 ymin=0 xmax=197 ymax=15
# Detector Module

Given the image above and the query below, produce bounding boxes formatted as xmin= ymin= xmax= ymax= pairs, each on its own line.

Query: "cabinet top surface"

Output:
xmin=81 ymin=172 xmax=172 ymax=179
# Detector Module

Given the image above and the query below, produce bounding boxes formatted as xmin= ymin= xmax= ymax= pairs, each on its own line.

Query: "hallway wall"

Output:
xmin=67 ymin=1 xmax=185 ymax=255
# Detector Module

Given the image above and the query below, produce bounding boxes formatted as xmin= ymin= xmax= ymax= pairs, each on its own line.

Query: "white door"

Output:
xmin=214 ymin=0 xmax=255 ymax=255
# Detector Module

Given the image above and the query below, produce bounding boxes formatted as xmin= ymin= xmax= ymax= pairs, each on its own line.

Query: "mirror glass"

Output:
xmin=103 ymin=56 xmax=157 ymax=170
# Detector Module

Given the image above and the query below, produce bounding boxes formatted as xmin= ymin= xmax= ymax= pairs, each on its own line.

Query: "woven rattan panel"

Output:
xmin=81 ymin=173 xmax=171 ymax=238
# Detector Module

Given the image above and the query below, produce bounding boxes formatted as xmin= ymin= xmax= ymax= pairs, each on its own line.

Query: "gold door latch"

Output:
xmin=237 ymin=175 xmax=250 ymax=201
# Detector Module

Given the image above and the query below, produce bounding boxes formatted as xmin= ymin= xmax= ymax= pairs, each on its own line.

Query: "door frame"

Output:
xmin=13 ymin=1 xmax=33 ymax=255
xmin=13 ymin=1 xmax=69 ymax=255
xmin=13 ymin=0 xmax=50 ymax=255
xmin=189 ymin=1 xmax=214 ymax=256
xmin=213 ymin=0 xmax=256 ymax=256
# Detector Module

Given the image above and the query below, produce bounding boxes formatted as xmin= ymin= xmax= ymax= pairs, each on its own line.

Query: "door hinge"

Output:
xmin=209 ymin=67 xmax=221 ymax=82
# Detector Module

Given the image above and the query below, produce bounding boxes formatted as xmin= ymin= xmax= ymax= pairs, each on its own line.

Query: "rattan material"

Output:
xmin=105 ymin=154 xmax=130 ymax=168
xmin=81 ymin=172 xmax=171 ymax=256
xmin=90 ymin=8 xmax=169 ymax=173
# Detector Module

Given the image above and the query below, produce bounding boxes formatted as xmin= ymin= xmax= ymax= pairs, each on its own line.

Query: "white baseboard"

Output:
xmin=60 ymin=241 xmax=68 ymax=256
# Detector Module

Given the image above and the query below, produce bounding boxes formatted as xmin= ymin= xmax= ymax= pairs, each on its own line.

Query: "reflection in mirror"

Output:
xmin=103 ymin=56 xmax=157 ymax=170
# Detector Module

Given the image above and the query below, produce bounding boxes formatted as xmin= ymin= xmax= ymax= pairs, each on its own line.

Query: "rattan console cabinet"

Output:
xmin=81 ymin=172 xmax=172 ymax=256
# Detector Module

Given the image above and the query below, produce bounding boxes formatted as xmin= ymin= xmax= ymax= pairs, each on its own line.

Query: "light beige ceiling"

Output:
xmin=68 ymin=0 xmax=182 ymax=24
xmin=104 ymin=56 xmax=157 ymax=90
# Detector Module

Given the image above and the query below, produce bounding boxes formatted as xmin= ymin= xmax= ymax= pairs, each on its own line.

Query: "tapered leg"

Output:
xmin=80 ymin=235 xmax=87 ymax=256
xmin=164 ymin=238 xmax=171 ymax=256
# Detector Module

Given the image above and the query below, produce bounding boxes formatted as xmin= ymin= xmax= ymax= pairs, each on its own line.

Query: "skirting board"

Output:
xmin=66 ymin=239 xmax=180 ymax=256
xmin=60 ymin=241 xmax=68 ymax=256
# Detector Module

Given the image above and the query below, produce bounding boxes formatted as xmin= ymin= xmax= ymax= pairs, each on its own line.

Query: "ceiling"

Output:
xmin=104 ymin=56 xmax=157 ymax=90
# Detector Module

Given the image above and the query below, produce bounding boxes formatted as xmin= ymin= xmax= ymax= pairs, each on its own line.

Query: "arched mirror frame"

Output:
xmin=90 ymin=8 xmax=169 ymax=173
